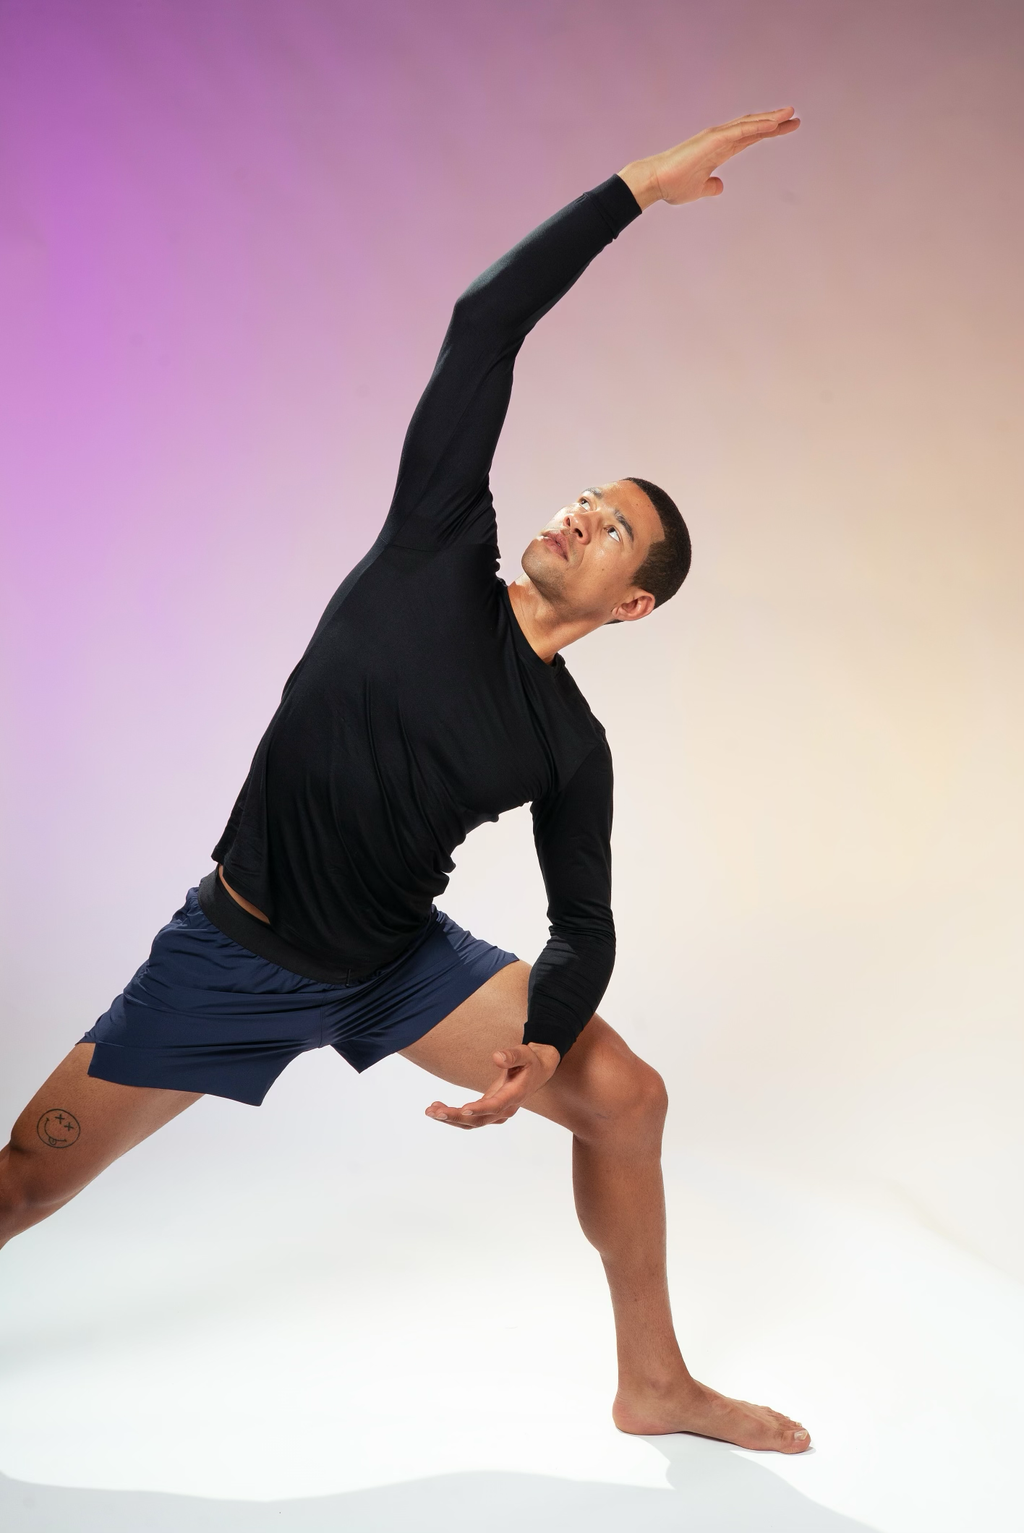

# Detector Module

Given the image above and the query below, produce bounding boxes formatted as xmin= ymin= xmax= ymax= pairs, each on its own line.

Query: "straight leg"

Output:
xmin=0 ymin=1042 xmax=201 ymax=1248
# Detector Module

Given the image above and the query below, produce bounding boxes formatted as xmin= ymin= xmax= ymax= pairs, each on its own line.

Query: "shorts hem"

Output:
xmin=86 ymin=1041 xmax=278 ymax=1107
xmin=336 ymin=947 xmax=519 ymax=1073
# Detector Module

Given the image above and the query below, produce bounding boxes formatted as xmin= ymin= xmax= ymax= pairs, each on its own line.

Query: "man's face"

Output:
xmin=520 ymin=480 xmax=663 ymax=623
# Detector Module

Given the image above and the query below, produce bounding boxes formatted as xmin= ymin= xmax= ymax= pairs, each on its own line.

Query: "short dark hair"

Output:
xmin=625 ymin=477 xmax=691 ymax=607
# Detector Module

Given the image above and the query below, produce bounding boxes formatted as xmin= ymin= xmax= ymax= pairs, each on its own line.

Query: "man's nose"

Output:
xmin=564 ymin=512 xmax=590 ymax=542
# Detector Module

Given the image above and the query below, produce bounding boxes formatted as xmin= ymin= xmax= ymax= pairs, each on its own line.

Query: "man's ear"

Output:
xmin=610 ymin=590 xmax=656 ymax=624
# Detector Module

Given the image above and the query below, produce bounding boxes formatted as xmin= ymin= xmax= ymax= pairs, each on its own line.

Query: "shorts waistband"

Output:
xmin=196 ymin=870 xmax=415 ymax=985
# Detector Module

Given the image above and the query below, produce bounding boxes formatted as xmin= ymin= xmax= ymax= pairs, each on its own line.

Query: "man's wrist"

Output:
xmin=616 ymin=158 xmax=662 ymax=211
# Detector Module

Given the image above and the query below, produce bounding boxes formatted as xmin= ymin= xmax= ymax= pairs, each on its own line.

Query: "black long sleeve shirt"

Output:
xmin=202 ymin=173 xmax=642 ymax=1057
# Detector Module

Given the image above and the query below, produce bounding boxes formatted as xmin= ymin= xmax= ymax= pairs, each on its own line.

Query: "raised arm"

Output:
xmin=379 ymin=105 xmax=798 ymax=557
xmin=377 ymin=174 xmax=642 ymax=553
xmin=422 ymin=108 xmax=801 ymax=1129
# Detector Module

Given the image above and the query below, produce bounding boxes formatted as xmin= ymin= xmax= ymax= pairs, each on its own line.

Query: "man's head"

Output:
xmin=520 ymin=478 xmax=691 ymax=627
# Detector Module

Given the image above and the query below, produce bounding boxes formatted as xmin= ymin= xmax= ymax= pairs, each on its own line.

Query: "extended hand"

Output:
xmin=620 ymin=106 xmax=800 ymax=210
xmin=424 ymin=1043 xmax=560 ymax=1129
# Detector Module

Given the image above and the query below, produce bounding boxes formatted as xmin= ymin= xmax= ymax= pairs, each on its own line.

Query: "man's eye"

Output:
xmin=608 ymin=526 xmax=620 ymax=542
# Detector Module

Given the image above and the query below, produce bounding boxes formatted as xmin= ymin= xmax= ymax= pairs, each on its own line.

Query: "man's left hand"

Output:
xmin=425 ymin=1043 xmax=560 ymax=1129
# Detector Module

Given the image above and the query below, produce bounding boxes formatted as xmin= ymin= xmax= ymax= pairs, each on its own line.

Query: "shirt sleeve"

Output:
xmin=524 ymin=740 xmax=616 ymax=1058
xmin=379 ymin=174 xmax=642 ymax=553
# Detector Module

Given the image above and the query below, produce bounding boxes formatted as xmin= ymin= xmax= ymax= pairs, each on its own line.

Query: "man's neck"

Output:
xmin=507 ymin=577 xmax=597 ymax=664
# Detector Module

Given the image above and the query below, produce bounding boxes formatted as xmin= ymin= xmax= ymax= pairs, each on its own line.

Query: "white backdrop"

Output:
xmin=2 ymin=2 xmax=1023 ymax=1530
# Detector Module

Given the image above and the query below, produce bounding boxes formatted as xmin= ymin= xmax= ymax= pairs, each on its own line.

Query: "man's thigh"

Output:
xmin=4 ymin=1043 xmax=201 ymax=1207
xmin=398 ymin=960 xmax=641 ymax=1133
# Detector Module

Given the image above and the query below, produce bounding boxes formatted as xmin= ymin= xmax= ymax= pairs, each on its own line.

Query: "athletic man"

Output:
xmin=1 ymin=108 xmax=809 ymax=1452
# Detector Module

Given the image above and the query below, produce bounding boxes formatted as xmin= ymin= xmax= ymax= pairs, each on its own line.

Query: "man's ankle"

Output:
xmin=617 ymin=1364 xmax=697 ymax=1401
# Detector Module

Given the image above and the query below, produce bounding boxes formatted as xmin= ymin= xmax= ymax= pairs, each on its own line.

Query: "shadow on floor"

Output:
xmin=1 ymin=1438 xmax=879 ymax=1532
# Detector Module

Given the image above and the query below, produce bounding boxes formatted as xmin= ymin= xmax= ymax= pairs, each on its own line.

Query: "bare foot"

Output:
xmin=614 ymin=1378 xmax=811 ymax=1454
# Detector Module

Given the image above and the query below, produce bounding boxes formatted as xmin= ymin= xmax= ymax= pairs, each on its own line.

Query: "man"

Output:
xmin=1 ymin=108 xmax=809 ymax=1452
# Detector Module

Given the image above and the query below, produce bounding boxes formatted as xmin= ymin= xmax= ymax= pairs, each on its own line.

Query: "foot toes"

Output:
xmin=760 ymin=1407 xmax=809 ymax=1451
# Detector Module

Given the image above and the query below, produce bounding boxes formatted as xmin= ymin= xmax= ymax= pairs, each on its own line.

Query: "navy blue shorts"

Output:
xmin=82 ymin=887 xmax=518 ymax=1106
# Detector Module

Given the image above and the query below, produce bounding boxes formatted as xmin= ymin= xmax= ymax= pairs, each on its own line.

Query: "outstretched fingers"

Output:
xmin=721 ymin=106 xmax=798 ymax=133
xmin=713 ymin=108 xmax=800 ymax=153
xmin=623 ymin=105 xmax=800 ymax=208
xmin=425 ymin=1093 xmax=517 ymax=1128
xmin=426 ymin=1053 xmax=520 ymax=1129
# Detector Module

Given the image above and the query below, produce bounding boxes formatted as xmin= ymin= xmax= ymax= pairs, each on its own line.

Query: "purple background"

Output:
xmin=1 ymin=4 xmax=1023 ymax=1516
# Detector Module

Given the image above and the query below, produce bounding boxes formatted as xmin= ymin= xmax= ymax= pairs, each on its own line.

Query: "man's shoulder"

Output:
xmin=549 ymin=660 xmax=610 ymax=743
xmin=310 ymin=536 xmax=501 ymax=633
xmin=534 ymin=696 xmax=613 ymax=807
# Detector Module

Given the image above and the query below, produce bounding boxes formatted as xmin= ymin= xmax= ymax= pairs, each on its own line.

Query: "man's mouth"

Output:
xmin=541 ymin=530 xmax=569 ymax=561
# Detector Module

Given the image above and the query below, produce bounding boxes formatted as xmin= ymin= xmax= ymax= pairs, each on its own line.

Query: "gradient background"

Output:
xmin=1 ymin=3 xmax=1023 ymax=1530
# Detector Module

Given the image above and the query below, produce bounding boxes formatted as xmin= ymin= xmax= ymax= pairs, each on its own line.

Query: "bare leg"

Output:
xmin=0 ymin=1042 xmax=201 ymax=1248
xmin=401 ymin=961 xmax=810 ymax=1453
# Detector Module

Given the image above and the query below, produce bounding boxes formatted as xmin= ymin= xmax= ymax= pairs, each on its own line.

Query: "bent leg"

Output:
xmin=401 ymin=961 xmax=810 ymax=1453
xmin=0 ymin=1042 xmax=201 ymax=1249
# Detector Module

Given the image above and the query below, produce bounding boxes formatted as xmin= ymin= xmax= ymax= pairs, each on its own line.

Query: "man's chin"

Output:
xmin=521 ymin=543 xmax=566 ymax=595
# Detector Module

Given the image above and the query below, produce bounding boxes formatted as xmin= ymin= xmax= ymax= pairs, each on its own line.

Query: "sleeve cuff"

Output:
xmin=590 ymin=173 xmax=644 ymax=237
xmin=522 ymin=1025 xmax=572 ymax=1059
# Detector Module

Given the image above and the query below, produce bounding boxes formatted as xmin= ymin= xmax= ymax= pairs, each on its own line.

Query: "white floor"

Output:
xmin=2 ymin=1048 xmax=1022 ymax=1533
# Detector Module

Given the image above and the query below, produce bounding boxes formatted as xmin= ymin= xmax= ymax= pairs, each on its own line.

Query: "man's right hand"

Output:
xmin=424 ymin=1042 xmax=560 ymax=1129
xmin=619 ymin=107 xmax=800 ymax=210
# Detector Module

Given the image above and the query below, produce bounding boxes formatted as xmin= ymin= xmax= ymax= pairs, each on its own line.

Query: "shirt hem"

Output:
xmin=197 ymin=870 xmax=416 ymax=985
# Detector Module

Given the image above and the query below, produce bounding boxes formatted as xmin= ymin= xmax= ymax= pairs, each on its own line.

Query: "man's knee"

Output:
xmin=0 ymin=1150 xmax=32 ymax=1237
xmin=570 ymin=1031 xmax=668 ymax=1138
xmin=0 ymin=1143 xmax=65 ymax=1234
xmin=612 ymin=1056 xmax=669 ymax=1126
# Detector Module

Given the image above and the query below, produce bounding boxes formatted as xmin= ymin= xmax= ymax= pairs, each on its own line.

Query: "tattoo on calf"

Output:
xmin=37 ymin=1109 xmax=81 ymax=1148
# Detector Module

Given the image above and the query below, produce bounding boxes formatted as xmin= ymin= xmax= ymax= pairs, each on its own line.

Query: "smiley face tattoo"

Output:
xmin=36 ymin=1109 xmax=81 ymax=1148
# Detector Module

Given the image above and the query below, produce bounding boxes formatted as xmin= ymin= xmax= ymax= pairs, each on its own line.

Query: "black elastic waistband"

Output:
xmin=196 ymin=870 xmax=398 ymax=986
